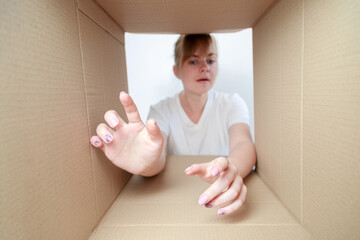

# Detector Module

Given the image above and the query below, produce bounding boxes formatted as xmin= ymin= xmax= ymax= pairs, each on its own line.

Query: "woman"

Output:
xmin=90 ymin=34 xmax=256 ymax=215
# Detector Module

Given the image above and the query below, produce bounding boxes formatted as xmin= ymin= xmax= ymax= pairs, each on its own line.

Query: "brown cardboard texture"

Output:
xmin=0 ymin=0 xmax=359 ymax=239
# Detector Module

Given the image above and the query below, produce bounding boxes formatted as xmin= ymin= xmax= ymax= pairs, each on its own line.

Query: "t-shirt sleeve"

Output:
xmin=227 ymin=93 xmax=250 ymax=129
xmin=148 ymin=104 xmax=169 ymax=136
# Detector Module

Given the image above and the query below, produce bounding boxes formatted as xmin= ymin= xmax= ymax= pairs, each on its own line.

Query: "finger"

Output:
xmin=205 ymin=176 xmax=243 ymax=208
xmin=210 ymin=157 xmax=229 ymax=177
xmin=96 ymin=123 xmax=115 ymax=144
xmin=184 ymin=163 xmax=208 ymax=176
xmin=119 ymin=91 xmax=142 ymax=124
xmin=104 ymin=110 xmax=125 ymax=129
xmin=218 ymin=184 xmax=247 ymax=215
xmin=90 ymin=136 xmax=103 ymax=148
xmin=146 ymin=118 xmax=164 ymax=144
xmin=198 ymin=165 xmax=237 ymax=206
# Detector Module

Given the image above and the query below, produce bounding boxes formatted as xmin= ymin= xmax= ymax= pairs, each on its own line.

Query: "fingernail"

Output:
xmin=104 ymin=133 xmax=113 ymax=143
xmin=218 ymin=209 xmax=226 ymax=215
xmin=211 ymin=168 xmax=219 ymax=176
xmin=198 ymin=195 xmax=208 ymax=205
xmin=205 ymin=203 xmax=213 ymax=208
xmin=185 ymin=166 xmax=192 ymax=173
xmin=109 ymin=117 xmax=119 ymax=128
xmin=93 ymin=140 xmax=101 ymax=147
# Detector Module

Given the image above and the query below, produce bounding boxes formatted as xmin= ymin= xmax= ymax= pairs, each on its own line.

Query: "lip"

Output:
xmin=196 ymin=78 xmax=210 ymax=82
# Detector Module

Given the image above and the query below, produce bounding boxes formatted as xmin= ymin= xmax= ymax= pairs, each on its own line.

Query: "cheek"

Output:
xmin=211 ymin=67 xmax=218 ymax=76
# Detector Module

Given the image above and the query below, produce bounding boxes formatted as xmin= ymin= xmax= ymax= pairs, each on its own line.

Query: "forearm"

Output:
xmin=228 ymin=141 xmax=256 ymax=179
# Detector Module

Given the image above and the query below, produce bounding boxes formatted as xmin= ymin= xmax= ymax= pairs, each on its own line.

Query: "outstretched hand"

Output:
xmin=90 ymin=92 xmax=165 ymax=176
xmin=185 ymin=157 xmax=247 ymax=215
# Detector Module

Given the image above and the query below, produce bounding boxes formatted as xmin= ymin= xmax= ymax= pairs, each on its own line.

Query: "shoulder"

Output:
xmin=150 ymin=93 xmax=178 ymax=110
xmin=149 ymin=93 xmax=180 ymax=118
xmin=211 ymin=91 xmax=247 ymax=107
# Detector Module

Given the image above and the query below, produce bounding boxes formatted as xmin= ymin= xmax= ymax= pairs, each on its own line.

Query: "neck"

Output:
xmin=180 ymin=91 xmax=208 ymax=124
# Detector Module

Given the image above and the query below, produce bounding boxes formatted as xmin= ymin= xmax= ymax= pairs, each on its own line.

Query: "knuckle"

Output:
xmin=227 ymin=189 xmax=239 ymax=200
xmin=205 ymin=188 xmax=217 ymax=199
xmin=204 ymin=175 xmax=213 ymax=182
xmin=233 ymin=202 xmax=241 ymax=211
xmin=242 ymin=184 xmax=247 ymax=194
xmin=228 ymin=164 xmax=237 ymax=174
xmin=221 ymin=174 xmax=233 ymax=186
xmin=218 ymin=156 xmax=227 ymax=166
xmin=237 ymin=176 xmax=243 ymax=186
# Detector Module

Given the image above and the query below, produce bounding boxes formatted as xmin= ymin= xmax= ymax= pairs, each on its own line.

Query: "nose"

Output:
xmin=200 ymin=60 xmax=209 ymax=72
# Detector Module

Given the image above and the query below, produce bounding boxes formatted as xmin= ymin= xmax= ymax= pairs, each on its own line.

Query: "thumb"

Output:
xmin=146 ymin=118 xmax=163 ymax=144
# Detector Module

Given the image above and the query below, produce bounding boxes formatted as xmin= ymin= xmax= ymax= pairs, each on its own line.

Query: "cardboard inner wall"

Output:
xmin=254 ymin=0 xmax=303 ymax=222
xmin=77 ymin=7 xmax=130 ymax=222
xmin=0 ymin=0 xmax=130 ymax=239
xmin=1 ymin=0 xmax=359 ymax=239
xmin=254 ymin=0 xmax=360 ymax=239
xmin=302 ymin=0 xmax=360 ymax=238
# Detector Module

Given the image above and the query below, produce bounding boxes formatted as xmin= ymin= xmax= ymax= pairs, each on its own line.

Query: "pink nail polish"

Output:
xmin=205 ymin=203 xmax=213 ymax=208
xmin=104 ymin=134 xmax=113 ymax=143
xmin=198 ymin=195 xmax=208 ymax=205
xmin=109 ymin=118 xmax=119 ymax=128
xmin=211 ymin=168 xmax=219 ymax=176
xmin=185 ymin=166 xmax=192 ymax=172
xmin=93 ymin=140 xmax=101 ymax=147
xmin=218 ymin=209 xmax=226 ymax=215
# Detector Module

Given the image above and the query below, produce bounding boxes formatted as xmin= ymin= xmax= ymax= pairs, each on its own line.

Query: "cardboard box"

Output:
xmin=0 ymin=0 xmax=359 ymax=239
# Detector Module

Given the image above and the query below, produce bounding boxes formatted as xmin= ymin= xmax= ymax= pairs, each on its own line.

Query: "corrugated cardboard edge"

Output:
xmin=77 ymin=0 xmax=125 ymax=43
xmin=252 ymin=0 xmax=281 ymax=28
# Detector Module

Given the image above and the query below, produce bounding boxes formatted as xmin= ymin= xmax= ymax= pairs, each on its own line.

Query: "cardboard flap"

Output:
xmin=95 ymin=0 xmax=279 ymax=33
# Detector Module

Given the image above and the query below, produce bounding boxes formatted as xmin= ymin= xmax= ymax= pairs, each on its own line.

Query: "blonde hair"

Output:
xmin=174 ymin=34 xmax=217 ymax=68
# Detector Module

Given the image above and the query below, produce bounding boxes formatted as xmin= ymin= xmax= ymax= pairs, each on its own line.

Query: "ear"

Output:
xmin=173 ymin=65 xmax=180 ymax=79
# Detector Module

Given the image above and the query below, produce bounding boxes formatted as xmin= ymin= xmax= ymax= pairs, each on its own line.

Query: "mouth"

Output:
xmin=196 ymin=78 xmax=210 ymax=82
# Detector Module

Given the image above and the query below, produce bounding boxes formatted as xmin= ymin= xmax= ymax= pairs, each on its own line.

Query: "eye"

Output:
xmin=189 ymin=60 xmax=198 ymax=65
xmin=207 ymin=59 xmax=216 ymax=64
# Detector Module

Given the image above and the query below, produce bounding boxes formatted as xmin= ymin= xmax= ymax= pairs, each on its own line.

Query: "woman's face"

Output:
xmin=174 ymin=45 xmax=218 ymax=96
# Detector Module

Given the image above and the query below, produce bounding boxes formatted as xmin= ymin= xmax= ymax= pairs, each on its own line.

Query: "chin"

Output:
xmin=194 ymin=87 xmax=212 ymax=96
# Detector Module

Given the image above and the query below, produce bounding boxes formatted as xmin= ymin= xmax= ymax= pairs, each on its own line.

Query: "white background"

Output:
xmin=125 ymin=29 xmax=255 ymax=140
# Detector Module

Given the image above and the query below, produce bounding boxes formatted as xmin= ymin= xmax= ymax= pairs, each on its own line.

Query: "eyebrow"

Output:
xmin=191 ymin=53 xmax=217 ymax=57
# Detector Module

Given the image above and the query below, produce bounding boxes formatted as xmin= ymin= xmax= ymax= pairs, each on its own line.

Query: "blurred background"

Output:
xmin=125 ymin=29 xmax=254 ymax=140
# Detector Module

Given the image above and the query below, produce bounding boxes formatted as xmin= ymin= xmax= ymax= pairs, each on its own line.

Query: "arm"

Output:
xmin=228 ymin=123 xmax=256 ymax=179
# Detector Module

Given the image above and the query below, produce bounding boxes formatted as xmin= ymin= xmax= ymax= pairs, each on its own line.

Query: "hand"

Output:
xmin=184 ymin=157 xmax=247 ymax=215
xmin=90 ymin=92 xmax=164 ymax=176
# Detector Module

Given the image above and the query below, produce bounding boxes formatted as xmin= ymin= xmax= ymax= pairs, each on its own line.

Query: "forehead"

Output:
xmin=192 ymin=45 xmax=217 ymax=57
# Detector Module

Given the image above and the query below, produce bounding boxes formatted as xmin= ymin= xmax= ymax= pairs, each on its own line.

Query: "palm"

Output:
xmin=91 ymin=92 xmax=164 ymax=175
xmin=106 ymin=122 xmax=163 ymax=172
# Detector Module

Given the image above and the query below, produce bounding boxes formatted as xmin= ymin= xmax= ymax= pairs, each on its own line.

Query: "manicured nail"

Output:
xmin=205 ymin=203 xmax=213 ymax=208
xmin=93 ymin=140 xmax=101 ymax=147
xmin=104 ymin=133 xmax=113 ymax=143
xmin=198 ymin=195 xmax=208 ymax=205
xmin=109 ymin=117 xmax=119 ymax=128
xmin=218 ymin=209 xmax=226 ymax=215
xmin=211 ymin=168 xmax=220 ymax=176
xmin=185 ymin=166 xmax=192 ymax=173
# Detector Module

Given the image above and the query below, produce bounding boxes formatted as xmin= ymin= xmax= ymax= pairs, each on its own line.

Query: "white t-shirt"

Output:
xmin=148 ymin=90 xmax=250 ymax=156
